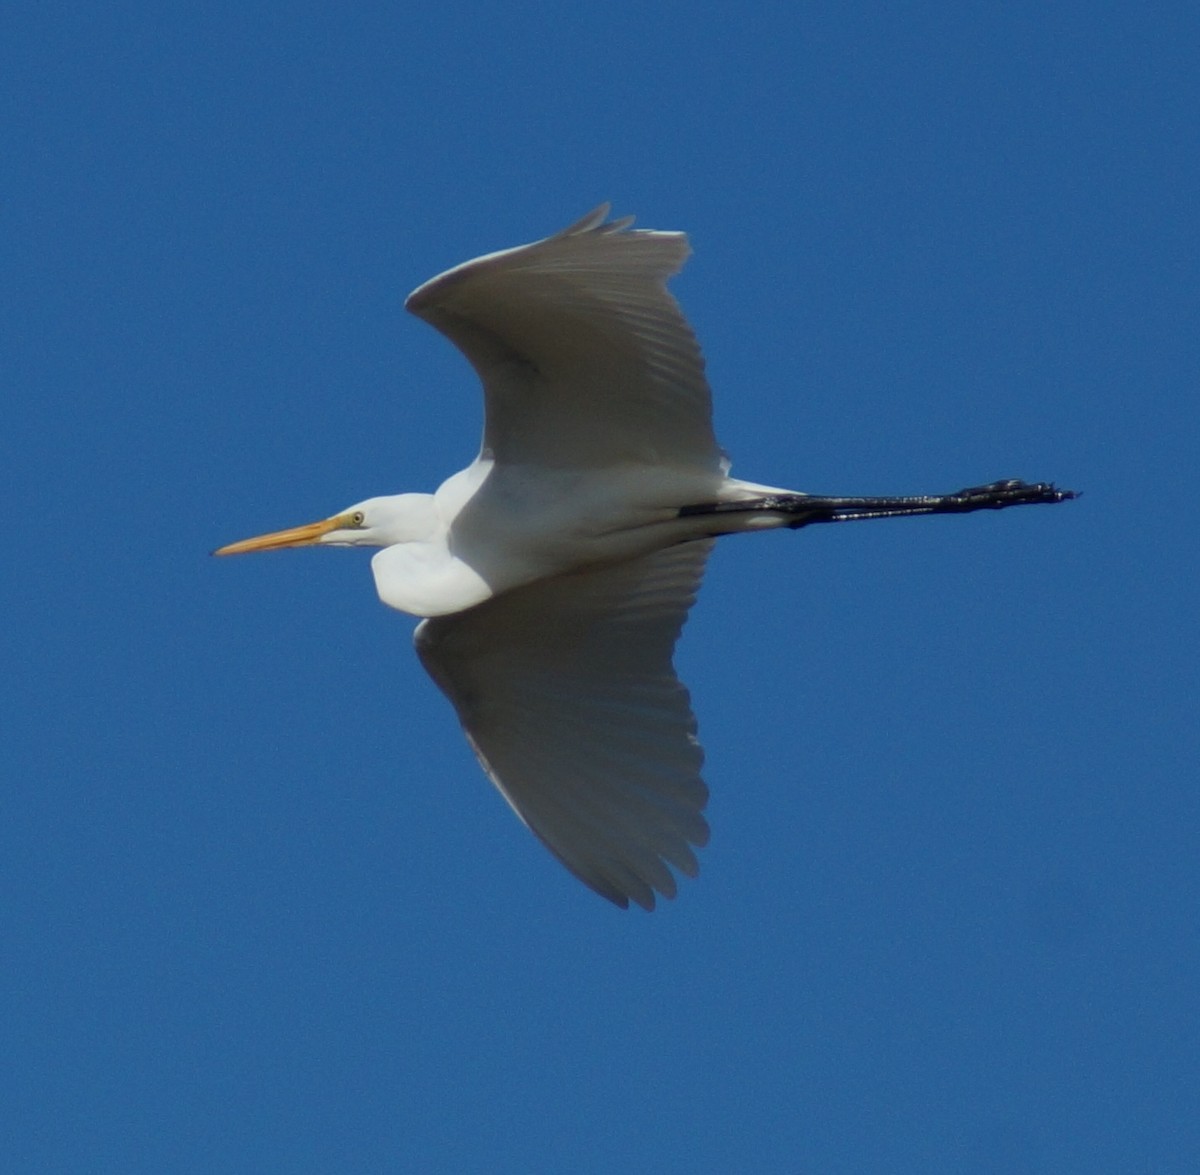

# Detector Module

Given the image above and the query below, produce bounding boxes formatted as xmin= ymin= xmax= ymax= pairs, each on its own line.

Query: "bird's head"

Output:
xmin=214 ymin=494 xmax=438 ymax=556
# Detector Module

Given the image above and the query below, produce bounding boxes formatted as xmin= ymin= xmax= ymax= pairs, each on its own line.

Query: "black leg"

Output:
xmin=679 ymin=479 xmax=1077 ymax=530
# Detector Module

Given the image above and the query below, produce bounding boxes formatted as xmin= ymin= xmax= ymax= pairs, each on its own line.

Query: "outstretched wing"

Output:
xmin=405 ymin=206 xmax=724 ymax=473
xmin=414 ymin=540 xmax=713 ymax=910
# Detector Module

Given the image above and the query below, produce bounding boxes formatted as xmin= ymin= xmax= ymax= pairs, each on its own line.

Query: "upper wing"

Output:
xmin=405 ymin=206 xmax=725 ymax=473
xmin=414 ymin=540 xmax=714 ymax=910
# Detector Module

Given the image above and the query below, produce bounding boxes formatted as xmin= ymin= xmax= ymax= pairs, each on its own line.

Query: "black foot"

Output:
xmin=941 ymin=480 xmax=1077 ymax=510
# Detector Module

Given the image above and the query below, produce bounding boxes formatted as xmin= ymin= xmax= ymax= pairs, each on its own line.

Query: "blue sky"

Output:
xmin=3 ymin=3 xmax=1197 ymax=1171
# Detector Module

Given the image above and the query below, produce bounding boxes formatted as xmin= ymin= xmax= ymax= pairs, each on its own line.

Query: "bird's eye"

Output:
xmin=350 ymin=511 xmax=366 ymax=527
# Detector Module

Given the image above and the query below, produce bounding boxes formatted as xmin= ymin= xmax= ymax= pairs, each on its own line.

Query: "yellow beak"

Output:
xmin=213 ymin=515 xmax=344 ymax=556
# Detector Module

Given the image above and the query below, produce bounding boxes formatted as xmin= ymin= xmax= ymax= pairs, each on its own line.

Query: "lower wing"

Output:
xmin=415 ymin=540 xmax=713 ymax=910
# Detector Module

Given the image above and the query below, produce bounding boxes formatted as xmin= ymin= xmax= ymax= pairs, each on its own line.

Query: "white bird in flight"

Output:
xmin=216 ymin=206 xmax=1073 ymax=910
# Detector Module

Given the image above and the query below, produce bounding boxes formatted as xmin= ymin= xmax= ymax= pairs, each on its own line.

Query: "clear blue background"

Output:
xmin=3 ymin=3 xmax=1196 ymax=1171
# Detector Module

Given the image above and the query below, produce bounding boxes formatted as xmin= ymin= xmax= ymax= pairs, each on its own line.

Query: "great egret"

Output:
xmin=216 ymin=205 xmax=1074 ymax=910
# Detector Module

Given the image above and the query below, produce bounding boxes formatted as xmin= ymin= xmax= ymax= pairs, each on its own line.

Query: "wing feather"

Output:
xmin=405 ymin=206 xmax=723 ymax=472
xmin=414 ymin=540 xmax=713 ymax=910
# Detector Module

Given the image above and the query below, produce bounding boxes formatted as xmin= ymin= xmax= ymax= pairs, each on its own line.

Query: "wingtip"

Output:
xmin=556 ymin=203 xmax=636 ymax=238
xmin=404 ymin=203 xmax=645 ymax=314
